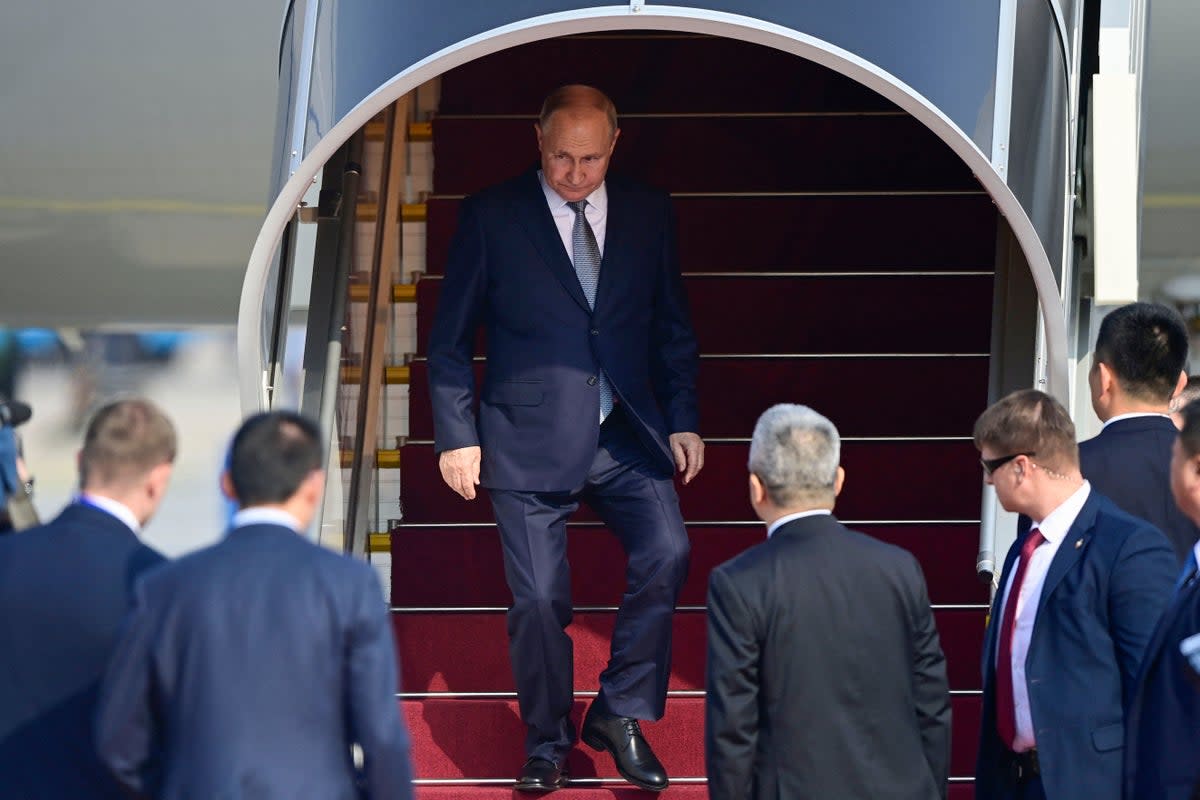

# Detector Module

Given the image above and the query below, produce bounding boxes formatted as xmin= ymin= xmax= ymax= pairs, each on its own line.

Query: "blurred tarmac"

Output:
xmin=16 ymin=331 xmax=242 ymax=556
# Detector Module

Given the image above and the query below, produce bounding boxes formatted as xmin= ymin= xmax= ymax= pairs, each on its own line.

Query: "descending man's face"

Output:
xmin=536 ymin=108 xmax=619 ymax=203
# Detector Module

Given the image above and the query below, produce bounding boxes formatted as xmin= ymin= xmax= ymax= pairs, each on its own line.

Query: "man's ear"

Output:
xmin=1176 ymin=371 xmax=1189 ymax=400
xmin=220 ymin=471 xmax=237 ymax=503
xmin=1097 ymin=361 xmax=1118 ymax=398
xmin=749 ymin=472 xmax=767 ymax=507
xmin=833 ymin=465 xmax=846 ymax=498
xmin=534 ymin=122 xmax=544 ymax=151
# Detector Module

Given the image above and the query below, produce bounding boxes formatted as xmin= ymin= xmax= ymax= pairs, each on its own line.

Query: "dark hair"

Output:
xmin=973 ymin=389 xmax=1079 ymax=471
xmin=80 ymin=399 xmax=176 ymax=489
xmin=1094 ymin=302 xmax=1189 ymax=403
xmin=538 ymin=84 xmax=618 ymax=138
xmin=228 ymin=412 xmax=323 ymax=507
xmin=1180 ymin=402 xmax=1200 ymax=459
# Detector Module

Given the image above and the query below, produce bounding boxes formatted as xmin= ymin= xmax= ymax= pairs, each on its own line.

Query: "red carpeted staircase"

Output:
xmin=390 ymin=33 xmax=993 ymax=798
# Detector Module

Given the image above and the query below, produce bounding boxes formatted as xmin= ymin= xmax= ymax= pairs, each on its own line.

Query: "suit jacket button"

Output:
xmin=590 ymin=328 xmax=599 ymax=336
xmin=587 ymin=376 xmax=598 ymax=386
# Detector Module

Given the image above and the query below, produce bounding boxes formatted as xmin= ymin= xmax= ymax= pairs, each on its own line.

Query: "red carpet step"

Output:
xmin=397 ymin=440 xmax=983 ymax=525
xmin=413 ymin=274 xmax=993 ymax=357
xmin=417 ymin=787 xmax=975 ymax=800
xmin=402 ymin=696 xmax=981 ymax=779
xmin=425 ymin=194 xmax=999 ymax=274
xmin=393 ymin=609 xmax=984 ymax=693
xmin=390 ymin=524 xmax=990 ymax=608
xmin=645 ymin=274 xmax=994 ymax=355
xmin=405 ymin=356 xmax=989 ymax=440
xmin=432 ymin=115 xmax=976 ymax=195
xmin=437 ymin=34 xmax=894 ymax=116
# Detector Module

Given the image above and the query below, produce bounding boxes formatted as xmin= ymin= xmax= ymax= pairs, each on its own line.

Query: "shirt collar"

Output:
xmin=537 ymin=170 xmax=607 ymax=214
xmin=1031 ymin=481 xmax=1091 ymax=544
xmin=1101 ymin=412 xmax=1172 ymax=431
xmin=78 ymin=492 xmax=140 ymax=535
xmin=231 ymin=507 xmax=303 ymax=534
xmin=766 ymin=509 xmax=832 ymax=538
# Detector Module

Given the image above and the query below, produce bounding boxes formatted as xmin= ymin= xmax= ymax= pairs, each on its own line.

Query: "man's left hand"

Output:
xmin=669 ymin=432 xmax=705 ymax=485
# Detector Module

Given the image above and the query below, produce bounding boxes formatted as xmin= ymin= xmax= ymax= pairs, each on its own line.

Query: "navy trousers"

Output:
xmin=488 ymin=408 xmax=691 ymax=763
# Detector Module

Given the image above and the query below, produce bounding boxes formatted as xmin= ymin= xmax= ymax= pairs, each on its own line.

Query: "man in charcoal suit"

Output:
xmin=1123 ymin=399 xmax=1200 ymax=799
xmin=96 ymin=412 xmax=413 ymax=799
xmin=427 ymin=84 xmax=703 ymax=792
xmin=1083 ymin=301 xmax=1198 ymax=563
xmin=974 ymin=390 xmax=1177 ymax=800
xmin=705 ymin=404 xmax=951 ymax=799
xmin=0 ymin=398 xmax=176 ymax=798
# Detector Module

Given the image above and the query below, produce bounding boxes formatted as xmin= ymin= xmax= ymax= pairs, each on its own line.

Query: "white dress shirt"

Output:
xmin=538 ymin=171 xmax=608 ymax=262
xmin=996 ymin=480 xmax=1091 ymax=751
xmin=231 ymin=507 xmax=303 ymax=534
xmin=1101 ymin=411 xmax=1172 ymax=430
xmin=79 ymin=492 xmax=140 ymax=535
xmin=766 ymin=509 xmax=832 ymax=538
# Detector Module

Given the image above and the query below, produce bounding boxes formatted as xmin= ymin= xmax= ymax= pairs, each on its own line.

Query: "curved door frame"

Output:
xmin=238 ymin=4 xmax=1070 ymax=411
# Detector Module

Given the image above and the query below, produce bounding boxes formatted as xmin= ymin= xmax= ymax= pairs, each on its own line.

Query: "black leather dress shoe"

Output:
xmin=580 ymin=703 xmax=669 ymax=792
xmin=515 ymin=757 xmax=568 ymax=792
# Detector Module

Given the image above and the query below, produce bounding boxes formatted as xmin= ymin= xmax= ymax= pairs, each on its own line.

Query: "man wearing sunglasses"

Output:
xmin=973 ymin=390 xmax=1176 ymax=800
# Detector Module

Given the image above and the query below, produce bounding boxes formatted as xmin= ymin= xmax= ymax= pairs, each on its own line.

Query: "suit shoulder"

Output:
xmin=1090 ymin=494 xmax=1173 ymax=549
xmin=711 ymin=539 xmax=772 ymax=584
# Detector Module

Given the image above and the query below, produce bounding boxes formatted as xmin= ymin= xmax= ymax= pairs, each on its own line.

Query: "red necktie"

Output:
xmin=995 ymin=528 xmax=1046 ymax=749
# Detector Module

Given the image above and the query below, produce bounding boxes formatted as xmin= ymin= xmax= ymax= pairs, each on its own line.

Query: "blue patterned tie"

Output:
xmin=568 ymin=200 xmax=613 ymax=423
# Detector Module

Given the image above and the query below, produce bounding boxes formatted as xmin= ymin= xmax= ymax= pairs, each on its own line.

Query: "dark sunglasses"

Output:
xmin=980 ymin=452 xmax=1035 ymax=477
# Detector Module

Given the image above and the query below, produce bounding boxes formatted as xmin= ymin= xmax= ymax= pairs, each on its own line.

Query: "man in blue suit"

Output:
xmin=973 ymin=390 xmax=1177 ymax=800
xmin=1083 ymin=301 xmax=1198 ymax=564
xmin=0 ymin=398 xmax=176 ymax=799
xmin=96 ymin=412 xmax=413 ymax=799
xmin=1124 ymin=400 xmax=1200 ymax=799
xmin=428 ymin=85 xmax=702 ymax=792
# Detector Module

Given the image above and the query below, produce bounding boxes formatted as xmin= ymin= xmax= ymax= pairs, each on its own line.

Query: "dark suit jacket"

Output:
xmin=0 ymin=502 xmax=164 ymax=799
xmin=95 ymin=523 xmax=413 ymax=800
xmin=705 ymin=514 xmax=951 ymax=800
xmin=1080 ymin=415 xmax=1200 ymax=563
xmin=975 ymin=491 xmax=1177 ymax=800
xmin=427 ymin=168 xmax=699 ymax=491
xmin=1124 ymin=572 xmax=1200 ymax=800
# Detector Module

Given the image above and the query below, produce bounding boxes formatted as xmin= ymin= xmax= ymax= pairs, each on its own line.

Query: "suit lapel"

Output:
xmin=593 ymin=180 xmax=628 ymax=313
xmin=1036 ymin=490 xmax=1100 ymax=608
xmin=983 ymin=537 xmax=1024 ymax=673
xmin=512 ymin=169 xmax=591 ymax=313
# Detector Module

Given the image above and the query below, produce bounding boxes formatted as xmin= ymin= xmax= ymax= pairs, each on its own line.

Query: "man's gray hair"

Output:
xmin=748 ymin=404 xmax=841 ymax=507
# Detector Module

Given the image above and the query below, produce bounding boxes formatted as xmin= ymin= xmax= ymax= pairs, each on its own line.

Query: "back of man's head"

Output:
xmin=227 ymin=411 xmax=323 ymax=508
xmin=748 ymin=404 xmax=841 ymax=511
xmin=1094 ymin=302 xmax=1189 ymax=404
xmin=80 ymin=399 xmax=177 ymax=492
xmin=973 ymin=389 xmax=1079 ymax=473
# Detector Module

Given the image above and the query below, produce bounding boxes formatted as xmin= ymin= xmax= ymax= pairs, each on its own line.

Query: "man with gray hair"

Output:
xmin=705 ymin=404 xmax=951 ymax=799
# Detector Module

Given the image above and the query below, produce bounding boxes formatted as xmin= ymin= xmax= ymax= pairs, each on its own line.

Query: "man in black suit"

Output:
xmin=974 ymin=390 xmax=1176 ymax=800
xmin=705 ymin=404 xmax=951 ymax=799
xmin=1084 ymin=301 xmax=1198 ymax=563
xmin=1124 ymin=400 xmax=1200 ymax=799
xmin=0 ymin=398 xmax=176 ymax=798
xmin=96 ymin=412 xmax=413 ymax=799
xmin=428 ymin=85 xmax=702 ymax=792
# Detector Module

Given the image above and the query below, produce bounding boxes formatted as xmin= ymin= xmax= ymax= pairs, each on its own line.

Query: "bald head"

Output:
xmin=538 ymin=84 xmax=618 ymax=138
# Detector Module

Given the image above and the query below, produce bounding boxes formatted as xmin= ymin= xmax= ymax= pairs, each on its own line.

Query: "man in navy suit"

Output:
xmin=1124 ymin=400 xmax=1200 ymax=799
xmin=1083 ymin=301 xmax=1198 ymax=563
xmin=96 ymin=412 xmax=413 ymax=799
xmin=973 ymin=390 xmax=1177 ymax=800
xmin=428 ymin=85 xmax=702 ymax=792
xmin=0 ymin=398 xmax=176 ymax=799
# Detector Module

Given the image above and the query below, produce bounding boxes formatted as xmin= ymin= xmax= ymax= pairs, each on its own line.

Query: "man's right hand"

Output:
xmin=438 ymin=446 xmax=482 ymax=500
